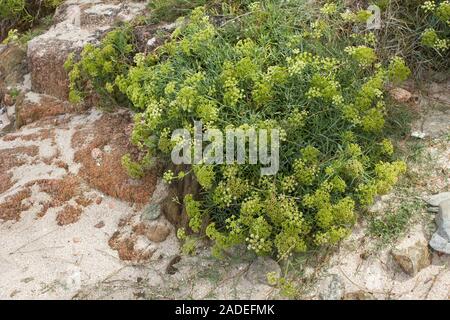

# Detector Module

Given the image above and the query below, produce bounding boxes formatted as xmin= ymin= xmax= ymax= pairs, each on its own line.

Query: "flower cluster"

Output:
xmin=344 ymin=46 xmax=377 ymax=67
xmin=163 ymin=170 xmax=175 ymax=184
xmin=421 ymin=28 xmax=449 ymax=51
xmin=341 ymin=9 xmax=372 ymax=23
xmin=420 ymin=1 xmax=450 ymax=52
xmin=357 ymin=161 xmax=407 ymax=205
xmin=184 ymin=194 xmax=203 ymax=233
xmin=421 ymin=0 xmax=437 ymax=12
xmin=193 ymin=165 xmax=215 ymax=190
xmin=422 ymin=0 xmax=450 ymax=24
xmin=388 ymin=57 xmax=411 ymax=84
xmin=320 ymin=3 xmax=338 ymax=16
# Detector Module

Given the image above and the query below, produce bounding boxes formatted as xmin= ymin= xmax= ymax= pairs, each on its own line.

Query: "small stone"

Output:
xmin=424 ymin=192 xmax=450 ymax=207
xmin=161 ymin=186 xmax=182 ymax=227
xmin=145 ymin=221 xmax=171 ymax=243
xmin=343 ymin=291 xmax=375 ymax=300
xmin=165 ymin=255 xmax=181 ymax=275
xmin=318 ymin=274 xmax=345 ymax=300
xmin=142 ymin=203 xmax=161 ymax=221
xmin=91 ymin=148 xmax=103 ymax=161
xmin=3 ymin=93 xmax=14 ymax=106
xmin=73 ymin=237 xmax=81 ymax=243
xmin=0 ymin=44 xmax=27 ymax=88
xmin=391 ymin=228 xmax=430 ymax=276
xmin=429 ymin=199 xmax=450 ymax=255
xmin=103 ymin=145 xmax=112 ymax=153
xmin=390 ymin=87 xmax=412 ymax=103
xmin=94 ymin=221 xmax=105 ymax=229
xmin=20 ymin=277 xmax=34 ymax=284
xmin=147 ymin=37 xmax=157 ymax=48
xmin=245 ymin=256 xmax=281 ymax=286
xmin=411 ymin=131 xmax=426 ymax=139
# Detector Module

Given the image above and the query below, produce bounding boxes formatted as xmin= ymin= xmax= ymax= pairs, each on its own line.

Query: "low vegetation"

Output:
xmin=0 ymin=0 xmax=62 ymax=42
xmin=64 ymin=0 xmax=447 ymax=263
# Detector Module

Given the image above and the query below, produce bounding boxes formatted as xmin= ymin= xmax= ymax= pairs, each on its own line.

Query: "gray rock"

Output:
xmin=142 ymin=203 xmax=161 ymax=221
xmin=319 ymin=274 xmax=345 ymax=300
xmin=430 ymin=234 xmax=450 ymax=254
xmin=245 ymin=256 xmax=281 ymax=286
xmin=151 ymin=179 xmax=169 ymax=204
xmin=141 ymin=180 xmax=170 ymax=221
xmin=424 ymin=192 xmax=450 ymax=207
xmin=427 ymin=207 xmax=440 ymax=213
xmin=429 ymin=199 xmax=450 ymax=254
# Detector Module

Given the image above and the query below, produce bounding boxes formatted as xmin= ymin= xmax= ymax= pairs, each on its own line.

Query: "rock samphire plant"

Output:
xmin=67 ymin=1 xmax=411 ymax=260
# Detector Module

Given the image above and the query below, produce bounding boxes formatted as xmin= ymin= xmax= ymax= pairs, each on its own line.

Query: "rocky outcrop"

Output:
xmin=0 ymin=110 xmax=157 ymax=222
xmin=72 ymin=111 xmax=157 ymax=204
xmin=0 ymin=108 xmax=179 ymax=297
xmin=15 ymin=92 xmax=85 ymax=128
xmin=27 ymin=0 xmax=147 ymax=100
